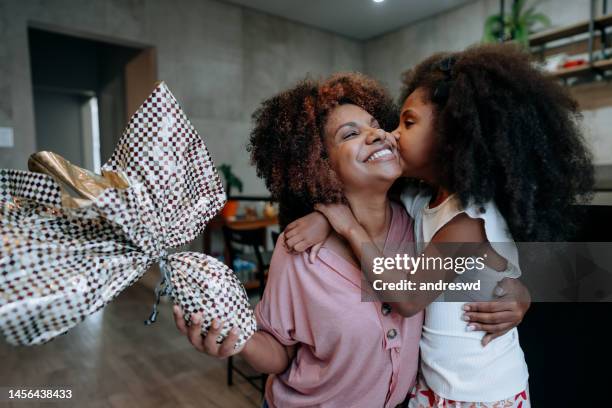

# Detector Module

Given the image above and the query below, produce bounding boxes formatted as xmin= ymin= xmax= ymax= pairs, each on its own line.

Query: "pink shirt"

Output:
xmin=255 ymin=202 xmax=423 ymax=408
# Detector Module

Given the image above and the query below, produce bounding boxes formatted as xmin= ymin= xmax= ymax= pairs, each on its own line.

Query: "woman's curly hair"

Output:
xmin=248 ymin=73 xmax=398 ymax=229
xmin=400 ymin=43 xmax=594 ymax=241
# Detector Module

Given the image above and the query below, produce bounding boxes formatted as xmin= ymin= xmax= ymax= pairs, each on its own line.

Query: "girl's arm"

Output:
xmin=173 ymin=306 xmax=296 ymax=374
xmin=314 ymin=204 xmax=528 ymax=337
xmin=284 ymin=212 xmax=331 ymax=262
xmin=286 ymin=206 xmax=531 ymax=347
xmin=336 ymin=209 xmax=479 ymax=317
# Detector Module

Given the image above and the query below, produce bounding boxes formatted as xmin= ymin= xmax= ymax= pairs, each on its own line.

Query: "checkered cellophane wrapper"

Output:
xmin=0 ymin=82 xmax=256 ymax=347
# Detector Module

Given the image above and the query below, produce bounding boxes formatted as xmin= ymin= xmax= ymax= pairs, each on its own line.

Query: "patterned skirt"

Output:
xmin=408 ymin=373 xmax=530 ymax=408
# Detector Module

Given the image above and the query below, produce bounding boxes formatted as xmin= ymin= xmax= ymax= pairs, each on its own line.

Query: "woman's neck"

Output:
xmin=344 ymin=191 xmax=391 ymax=247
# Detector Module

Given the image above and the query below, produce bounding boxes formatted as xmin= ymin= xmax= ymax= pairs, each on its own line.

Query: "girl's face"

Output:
xmin=392 ymin=87 xmax=437 ymax=182
xmin=323 ymin=103 xmax=401 ymax=195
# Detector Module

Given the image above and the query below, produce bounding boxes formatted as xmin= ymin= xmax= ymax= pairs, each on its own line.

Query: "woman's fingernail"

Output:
xmin=462 ymin=314 xmax=470 ymax=321
xmin=495 ymin=287 xmax=506 ymax=296
xmin=231 ymin=327 xmax=239 ymax=335
xmin=466 ymin=324 xmax=476 ymax=332
xmin=212 ymin=319 xmax=220 ymax=329
xmin=462 ymin=304 xmax=470 ymax=311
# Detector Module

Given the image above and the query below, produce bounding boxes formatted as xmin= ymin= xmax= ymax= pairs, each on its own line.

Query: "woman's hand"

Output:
xmin=314 ymin=203 xmax=362 ymax=238
xmin=284 ymin=211 xmax=331 ymax=262
xmin=173 ymin=305 xmax=244 ymax=358
xmin=462 ymin=278 xmax=531 ymax=347
xmin=174 ymin=306 xmax=296 ymax=374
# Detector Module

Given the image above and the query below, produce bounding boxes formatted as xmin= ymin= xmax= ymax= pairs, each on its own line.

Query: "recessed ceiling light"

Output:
xmin=373 ymin=0 xmax=385 ymax=3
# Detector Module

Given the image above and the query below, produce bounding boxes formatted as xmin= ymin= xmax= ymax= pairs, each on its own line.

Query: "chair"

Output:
xmin=222 ymin=226 xmax=271 ymax=297
xmin=222 ymin=225 xmax=271 ymax=394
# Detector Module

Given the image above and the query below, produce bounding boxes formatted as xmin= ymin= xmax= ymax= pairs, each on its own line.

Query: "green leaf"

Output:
xmin=218 ymin=163 xmax=243 ymax=194
xmin=514 ymin=24 xmax=529 ymax=47
xmin=483 ymin=14 xmax=505 ymax=42
xmin=523 ymin=6 xmax=536 ymax=19
xmin=514 ymin=0 xmax=528 ymax=15
xmin=529 ymin=13 xmax=551 ymax=29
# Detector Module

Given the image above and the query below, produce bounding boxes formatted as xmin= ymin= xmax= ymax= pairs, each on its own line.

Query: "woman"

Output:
xmin=173 ymin=73 xmax=529 ymax=407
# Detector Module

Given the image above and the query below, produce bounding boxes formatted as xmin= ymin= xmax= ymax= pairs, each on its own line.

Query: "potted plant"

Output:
xmin=218 ymin=164 xmax=243 ymax=219
xmin=483 ymin=0 xmax=550 ymax=47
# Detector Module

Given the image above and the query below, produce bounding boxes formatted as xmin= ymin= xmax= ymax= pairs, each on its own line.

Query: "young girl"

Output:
xmin=286 ymin=44 xmax=593 ymax=407
xmin=173 ymin=71 xmax=531 ymax=408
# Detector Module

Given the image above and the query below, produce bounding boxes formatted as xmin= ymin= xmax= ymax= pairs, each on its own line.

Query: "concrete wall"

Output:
xmin=0 ymin=0 xmax=610 ymax=196
xmin=0 ymin=0 xmax=363 ymax=195
xmin=363 ymin=0 xmax=612 ymax=166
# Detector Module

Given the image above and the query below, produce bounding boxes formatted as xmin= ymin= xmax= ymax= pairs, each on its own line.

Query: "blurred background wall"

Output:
xmin=0 ymin=0 xmax=610 ymax=199
xmin=0 ymin=0 xmax=362 ymax=195
xmin=367 ymin=0 xmax=612 ymax=164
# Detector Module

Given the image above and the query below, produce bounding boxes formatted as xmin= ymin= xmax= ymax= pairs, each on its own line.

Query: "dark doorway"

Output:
xmin=28 ymin=27 xmax=157 ymax=171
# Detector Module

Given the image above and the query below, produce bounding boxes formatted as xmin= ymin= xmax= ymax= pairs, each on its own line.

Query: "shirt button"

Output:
xmin=479 ymin=206 xmax=486 ymax=214
xmin=381 ymin=303 xmax=392 ymax=316
xmin=387 ymin=328 xmax=397 ymax=339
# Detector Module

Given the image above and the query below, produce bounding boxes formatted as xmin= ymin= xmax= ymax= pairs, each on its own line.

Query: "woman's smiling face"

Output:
xmin=323 ymin=103 xmax=401 ymax=195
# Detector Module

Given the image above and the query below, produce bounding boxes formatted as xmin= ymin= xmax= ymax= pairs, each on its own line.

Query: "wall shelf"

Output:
xmin=523 ymin=0 xmax=612 ymax=110
xmin=594 ymin=58 xmax=612 ymax=70
xmin=530 ymin=14 xmax=612 ymax=46
xmin=549 ymin=63 xmax=591 ymax=79
xmin=548 ymin=58 xmax=612 ymax=79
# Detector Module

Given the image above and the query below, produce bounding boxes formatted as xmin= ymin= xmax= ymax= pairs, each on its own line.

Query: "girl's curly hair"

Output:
xmin=400 ymin=43 xmax=594 ymax=241
xmin=248 ymin=73 xmax=398 ymax=229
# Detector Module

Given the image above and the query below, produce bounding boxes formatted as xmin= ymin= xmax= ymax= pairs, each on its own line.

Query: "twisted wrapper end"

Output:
xmin=144 ymin=253 xmax=174 ymax=326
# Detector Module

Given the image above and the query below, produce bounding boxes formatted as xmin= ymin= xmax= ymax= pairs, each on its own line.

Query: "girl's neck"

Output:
xmin=344 ymin=191 xmax=391 ymax=246
xmin=428 ymin=185 xmax=452 ymax=209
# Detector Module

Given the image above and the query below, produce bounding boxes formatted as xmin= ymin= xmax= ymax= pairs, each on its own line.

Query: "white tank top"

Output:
xmin=400 ymin=186 xmax=529 ymax=402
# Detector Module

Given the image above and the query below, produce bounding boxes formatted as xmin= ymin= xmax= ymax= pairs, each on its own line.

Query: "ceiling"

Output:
xmin=222 ymin=0 xmax=474 ymax=40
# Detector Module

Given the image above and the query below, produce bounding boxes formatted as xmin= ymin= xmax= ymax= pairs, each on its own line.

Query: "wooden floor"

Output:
xmin=0 ymin=284 xmax=262 ymax=408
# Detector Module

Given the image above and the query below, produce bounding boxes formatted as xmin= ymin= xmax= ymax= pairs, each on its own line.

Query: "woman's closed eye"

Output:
xmin=342 ymin=130 xmax=358 ymax=140
xmin=404 ymin=120 xmax=414 ymax=128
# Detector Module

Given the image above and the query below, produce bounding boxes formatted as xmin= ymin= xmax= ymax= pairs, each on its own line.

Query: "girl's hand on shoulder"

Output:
xmin=173 ymin=305 xmax=244 ymax=358
xmin=314 ymin=203 xmax=361 ymax=238
xmin=284 ymin=211 xmax=331 ymax=263
xmin=462 ymin=278 xmax=531 ymax=347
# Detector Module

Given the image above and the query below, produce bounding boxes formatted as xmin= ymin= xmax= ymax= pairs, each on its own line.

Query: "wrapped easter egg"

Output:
xmin=0 ymin=82 xmax=256 ymax=347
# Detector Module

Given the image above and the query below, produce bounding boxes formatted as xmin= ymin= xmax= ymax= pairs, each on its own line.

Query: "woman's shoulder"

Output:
xmin=268 ymin=233 xmax=360 ymax=293
xmin=271 ymin=233 xmax=309 ymax=269
xmin=269 ymin=233 xmax=330 ymax=278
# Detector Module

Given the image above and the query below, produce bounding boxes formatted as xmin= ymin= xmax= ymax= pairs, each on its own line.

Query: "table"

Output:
xmin=202 ymin=214 xmax=279 ymax=257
